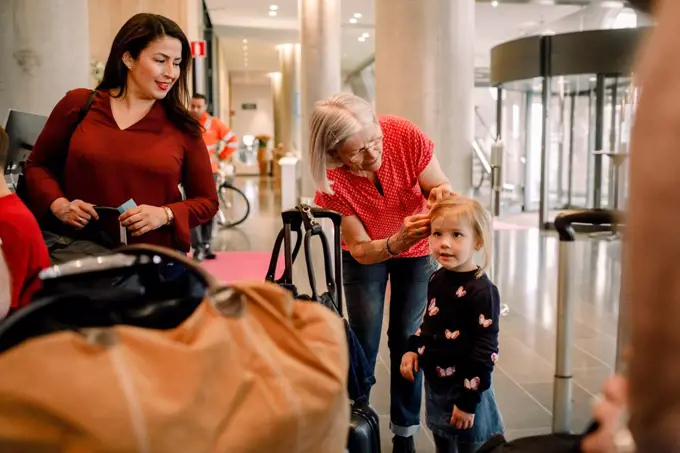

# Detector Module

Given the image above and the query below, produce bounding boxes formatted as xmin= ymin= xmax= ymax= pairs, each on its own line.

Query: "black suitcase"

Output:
xmin=266 ymin=204 xmax=381 ymax=453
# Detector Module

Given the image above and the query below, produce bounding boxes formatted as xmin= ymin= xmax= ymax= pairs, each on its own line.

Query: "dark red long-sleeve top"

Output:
xmin=24 ymin=89 xmax=218 ymax=252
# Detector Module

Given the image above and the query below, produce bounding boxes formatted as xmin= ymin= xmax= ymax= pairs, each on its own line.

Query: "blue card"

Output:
xmin=117 ymin=198 xmax=137 ymax=214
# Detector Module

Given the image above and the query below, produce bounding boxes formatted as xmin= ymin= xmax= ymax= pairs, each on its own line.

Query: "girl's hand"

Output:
xmin=119 ymin=205 xmax=169 ymax=237
xmin=400 ymin=352 xmax=419 ymax=382
xmin=451 ymin=405 xmax=475 ymax=429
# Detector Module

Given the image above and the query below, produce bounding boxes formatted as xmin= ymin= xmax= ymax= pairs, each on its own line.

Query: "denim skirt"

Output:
xmin=425 ymin=380 xmax=505 ymax=444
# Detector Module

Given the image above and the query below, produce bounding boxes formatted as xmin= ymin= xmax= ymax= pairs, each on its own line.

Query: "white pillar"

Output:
xmin=375 ymin=0 xmax=475 ymax=196
xmin=277 ymin=44 xmax=301 ymax=159
xmin=299 ymin=0 xmax=342 ymax=201
xmin=271 ymin=72 xmax=283 ymax=148
xmin=0 ymin=0 xmax=90 ymax=121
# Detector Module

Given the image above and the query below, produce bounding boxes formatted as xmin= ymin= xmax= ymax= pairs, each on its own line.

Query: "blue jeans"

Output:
xmin=342 ymin=251 xmax=435 ymax=437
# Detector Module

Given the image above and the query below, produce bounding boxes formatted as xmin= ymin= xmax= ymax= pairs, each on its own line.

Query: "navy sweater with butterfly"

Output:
xmin=407 ymin=268 xmax=501 ymax=414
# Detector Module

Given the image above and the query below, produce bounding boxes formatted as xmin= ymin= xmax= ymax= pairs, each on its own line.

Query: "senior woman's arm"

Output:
xmin=418 ymin=155 xmax=452 ymax=199
xmin=343 ymin=213 xmax=429 ymax=265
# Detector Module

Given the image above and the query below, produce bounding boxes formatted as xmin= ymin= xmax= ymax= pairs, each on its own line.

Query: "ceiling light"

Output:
xmin=353 ymin=13 xmax=362 ymax=18
xmin=242 ymin=39 xmax=248 ymax=44
xmin=358 ymin=36 xmax=366 ymax=42
xmin=491 ymin=0 xmax=498 ymax=7
xmin=269 ymin=4 xmax=279 ymax=10
xmin=269 ymin=10 xmax=277 ymax=17
xmin=349 ymin=18 xmax=358 ymax=24
xmin=600 ymin=1 xmax=624 ymax=7
xmin=362 ymin=32 xmax=369 ymax=38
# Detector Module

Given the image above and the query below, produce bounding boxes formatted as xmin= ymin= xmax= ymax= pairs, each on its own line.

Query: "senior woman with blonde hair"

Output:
xmin=311 ymin=93 xmax=453 ymax=453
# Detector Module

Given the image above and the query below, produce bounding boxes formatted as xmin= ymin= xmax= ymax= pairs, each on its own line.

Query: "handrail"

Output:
xmin=472 ymin=139 xmax=492 ymax=175
xmin=474 ymin=106 xmax=496 ymax=141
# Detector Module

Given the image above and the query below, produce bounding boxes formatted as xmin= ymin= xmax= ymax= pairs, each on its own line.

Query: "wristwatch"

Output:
xmin=162 ymin=206 xmax=174 ymax=225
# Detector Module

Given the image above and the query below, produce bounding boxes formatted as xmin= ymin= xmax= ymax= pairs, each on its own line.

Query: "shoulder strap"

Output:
xmin=73 ymin=90 xmax=96 ymax=132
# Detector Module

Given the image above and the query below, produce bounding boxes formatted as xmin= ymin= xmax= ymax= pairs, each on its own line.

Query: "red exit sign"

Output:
xmin=191 ymin=41 xmax=206 ymax=57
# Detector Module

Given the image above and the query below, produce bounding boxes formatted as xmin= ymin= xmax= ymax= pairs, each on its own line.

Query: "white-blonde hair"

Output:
xmin=429 ymin=196 xmax=493 ymax=277
xmin=309 ymin=93 xmax=380 ymax=194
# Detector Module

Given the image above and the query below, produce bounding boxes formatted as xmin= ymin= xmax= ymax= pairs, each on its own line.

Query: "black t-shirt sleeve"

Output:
xmin=456 ymin=284 xmax=501 ymax=414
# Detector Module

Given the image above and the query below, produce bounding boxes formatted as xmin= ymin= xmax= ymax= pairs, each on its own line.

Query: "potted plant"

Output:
xmin=255 ymin=134 xmax=271 ymax=175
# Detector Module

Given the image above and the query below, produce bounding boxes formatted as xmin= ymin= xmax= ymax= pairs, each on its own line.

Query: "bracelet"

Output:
xmin=386 ymin=235 xmax=399 ymax=257
xmin=162 ymin=206 xmax=174 ymax=225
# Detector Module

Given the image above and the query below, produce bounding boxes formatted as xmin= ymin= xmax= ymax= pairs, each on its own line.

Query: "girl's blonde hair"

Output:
xmin=430 ymin=196 xmax=493 ymax=277
xmin=308 ymin=93 xmax=380 ymax=194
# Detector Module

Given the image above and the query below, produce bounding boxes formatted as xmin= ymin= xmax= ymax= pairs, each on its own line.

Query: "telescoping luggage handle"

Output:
xmin=552 ymin=209 xmax=620 ymax=434
xmin=268 ymin=206 xmax=344 ymax=315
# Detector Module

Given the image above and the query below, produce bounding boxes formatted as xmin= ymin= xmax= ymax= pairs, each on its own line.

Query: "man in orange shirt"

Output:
xmin=189 ymin=94 xmax=239 ymax=260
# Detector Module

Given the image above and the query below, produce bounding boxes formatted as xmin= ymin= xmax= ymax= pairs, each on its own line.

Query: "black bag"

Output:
xmin=266 ymin=204 xmax=381 ymax=453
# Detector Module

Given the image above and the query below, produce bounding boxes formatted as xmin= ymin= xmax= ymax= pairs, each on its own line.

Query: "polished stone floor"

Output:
xmin=215 ymin=177 xmax=622 ymax=453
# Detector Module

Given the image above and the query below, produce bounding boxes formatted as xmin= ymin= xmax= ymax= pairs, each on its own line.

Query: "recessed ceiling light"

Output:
xmin=353 ymin=13 xmax=362 ymax=18
xmin=242 ymin=39 xmax=248 ymax=44
xmin=362 ymin=32 xmax=369 ymax=38
xmin=358 ymin=36 xmax=366 ymax=42
xmin=269 ymin=10 xmax=277 ymax=17
xmin=491 ymin=0 xmax=499 ymax=7
xmin=349 ymin=18 xmax=358 ymax=24
xmin=269 ymin=4 xmax=279 ymax=10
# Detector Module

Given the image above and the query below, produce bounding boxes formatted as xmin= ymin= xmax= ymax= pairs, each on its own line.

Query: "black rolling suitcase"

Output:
xmin=266 ymin=204 xmax=380 ymax=453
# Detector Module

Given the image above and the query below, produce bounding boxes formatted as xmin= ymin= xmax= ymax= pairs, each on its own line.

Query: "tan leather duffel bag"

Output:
xmin=0 ymin=245 xmax=350 ymax=453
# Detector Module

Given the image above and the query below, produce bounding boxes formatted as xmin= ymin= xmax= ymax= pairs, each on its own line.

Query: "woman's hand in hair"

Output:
xmin=393 ymin=214 xmax=431 ymax=251
xmin=427 ymin=184 xmax=456 ymax=209
xmin=50 ymin=197 xmax=99 ymax=229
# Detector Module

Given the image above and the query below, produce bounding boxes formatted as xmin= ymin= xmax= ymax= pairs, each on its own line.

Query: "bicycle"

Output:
xmin=215 ymin=162 xmax=251 ymax=229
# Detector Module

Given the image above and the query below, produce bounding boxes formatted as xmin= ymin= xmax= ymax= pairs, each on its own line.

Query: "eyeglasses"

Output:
xmin=347 ymin=136 xmax=383 ymax=164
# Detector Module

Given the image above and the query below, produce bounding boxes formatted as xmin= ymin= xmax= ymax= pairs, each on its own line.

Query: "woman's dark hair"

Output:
xmin=97 ymin=13 xmax=201 ymax=137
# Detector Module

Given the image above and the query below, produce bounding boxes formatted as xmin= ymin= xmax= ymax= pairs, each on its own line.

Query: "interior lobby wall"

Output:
xmin=88 ymin=0 xmax=202 ymax=86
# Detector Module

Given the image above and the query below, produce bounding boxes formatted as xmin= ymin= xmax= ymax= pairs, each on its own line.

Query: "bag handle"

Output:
xmin=303 ymin=227 xmax=338 ymax=310
xmin=265 ymin=226 xmax=302 ymax=284
xmin=116 ymin=243 xmax=226 ymax=296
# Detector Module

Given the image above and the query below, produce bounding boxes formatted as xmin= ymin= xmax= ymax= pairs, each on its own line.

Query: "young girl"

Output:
xmin=400 ymin=196 xmax=504 ymax=453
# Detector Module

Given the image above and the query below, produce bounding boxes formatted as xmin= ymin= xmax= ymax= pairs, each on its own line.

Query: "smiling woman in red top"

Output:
xmin=24 ymin=13 xmax=218 ymax=257
xmin=310 ymin=93 xmax=453 ymax=453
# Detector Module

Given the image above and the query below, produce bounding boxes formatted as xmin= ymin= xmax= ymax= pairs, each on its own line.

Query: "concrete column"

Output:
xmin=375 ymin=0 xmax=475 ymax=196
xmin=299 ymin=0 xmax=342 ymax=200
xmin=0 ymin=0 xmax=90 ymax=120
xmin=277 ymin=44 xmax=300 ymax=158
xmin=270 ymin=72 xmax=283 ymax=148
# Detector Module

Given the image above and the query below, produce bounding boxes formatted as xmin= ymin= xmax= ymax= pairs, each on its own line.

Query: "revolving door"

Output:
xmin=491 ymin=22 xmax=649 ymax=228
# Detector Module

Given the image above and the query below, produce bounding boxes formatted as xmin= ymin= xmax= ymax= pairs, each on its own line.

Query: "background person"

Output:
xmin=189 ymin=93 xmax=239 ymax=261
xmin=24 ymin=13 xmax=218 ymax=260
xmin=310 ymin=93 xmax=453 ymax=453
xmin=0 ymin=126 xmax=50 ymax=314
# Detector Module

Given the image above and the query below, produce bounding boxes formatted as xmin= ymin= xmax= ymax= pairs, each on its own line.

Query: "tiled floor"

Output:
xmin=215 ymin=176 xmax=622 ymax=453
